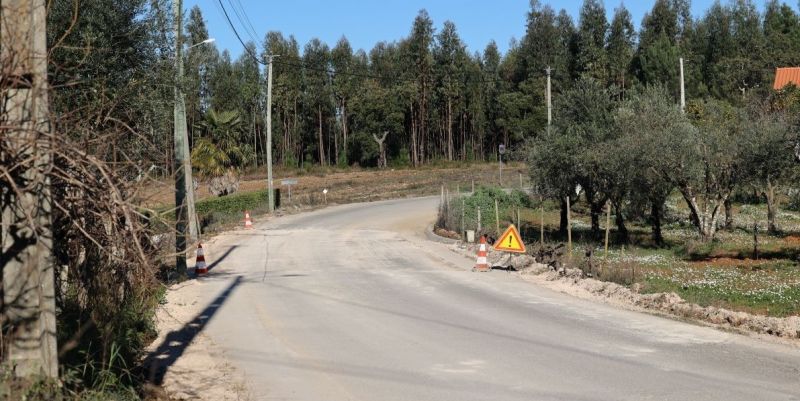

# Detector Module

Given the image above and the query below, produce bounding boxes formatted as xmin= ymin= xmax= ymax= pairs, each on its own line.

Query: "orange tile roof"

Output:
xmin=774 ymin=67 xmax=800 ymax=90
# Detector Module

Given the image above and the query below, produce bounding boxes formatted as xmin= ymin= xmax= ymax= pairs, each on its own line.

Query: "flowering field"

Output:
xmin=517 ymin=197 xmax=800 ymax=317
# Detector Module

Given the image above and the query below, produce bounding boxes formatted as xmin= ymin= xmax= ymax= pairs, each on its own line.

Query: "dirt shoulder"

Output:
xmin=146 ymin=262 xmax=251 ymax=400
xmin=446 ymin=240 xmax=800 ymax=345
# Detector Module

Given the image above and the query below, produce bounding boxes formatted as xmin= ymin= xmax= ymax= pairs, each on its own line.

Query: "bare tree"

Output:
xmin=372 ymin=131 xmax=388 ymax=168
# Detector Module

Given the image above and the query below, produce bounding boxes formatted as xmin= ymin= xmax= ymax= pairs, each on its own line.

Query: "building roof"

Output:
xmin=774 ymin=67 xmax=800 ymax=90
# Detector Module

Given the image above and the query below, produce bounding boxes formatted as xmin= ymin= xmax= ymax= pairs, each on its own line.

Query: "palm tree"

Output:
xmin=191 ymin=109 xmax=252 ymax=179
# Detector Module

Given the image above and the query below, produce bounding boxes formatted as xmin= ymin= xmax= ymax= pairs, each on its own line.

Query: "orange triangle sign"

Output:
xmin=493 ymin=224 xmax=526 ymax=253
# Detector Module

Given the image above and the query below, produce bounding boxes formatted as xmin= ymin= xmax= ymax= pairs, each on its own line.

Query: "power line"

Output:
xmin=231 ymin=0 xmax=261 ymax=44
xmin=225 ymin=0 xmax=258 ymax=44
xmin=215 ymin=0 xmax=510 ymax=86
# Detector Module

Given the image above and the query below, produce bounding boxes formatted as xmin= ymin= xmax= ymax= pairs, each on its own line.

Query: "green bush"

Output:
xmin=438 ymin=186 xmax=532 ymax=236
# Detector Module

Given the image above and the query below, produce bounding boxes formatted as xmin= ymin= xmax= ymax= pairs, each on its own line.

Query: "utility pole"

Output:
xmin=173 ymin=0 xmax=197 ymax=271
xmin=265 ymin=55 xmax=277 ymax=212
xmin=546 ymin=66 xmax=552 ymax=126
xmin=1 ymin=0 xmax=58 ymax=377
xmin=679 ymin=58 xmax=686 ymax=113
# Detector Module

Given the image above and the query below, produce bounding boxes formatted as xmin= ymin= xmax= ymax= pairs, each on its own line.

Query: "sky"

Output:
xmin=185 ymin=0 xmax=790 ymax=59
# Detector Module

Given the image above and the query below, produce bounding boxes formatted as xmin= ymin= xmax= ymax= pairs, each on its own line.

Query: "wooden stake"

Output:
xmin=566 ymin=195 xmax=572 ymax=261
xmin=540 ymin=195 xmax=545 ymax=246
xmin=604 ymin=201 xmax=611 ymax=261
xmin=495 ymin=198 xmax=500 ymax=236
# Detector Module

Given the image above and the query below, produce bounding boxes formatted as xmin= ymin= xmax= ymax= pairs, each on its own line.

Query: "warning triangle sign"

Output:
xmin=493 ymin=224 xmax=526 ymax=253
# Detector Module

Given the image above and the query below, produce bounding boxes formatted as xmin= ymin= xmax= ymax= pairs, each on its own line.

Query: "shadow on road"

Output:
xmin=144 ymin=275 xmax=243 ymax=385
xmin=206 ymin=245 xmax=238 ymax=272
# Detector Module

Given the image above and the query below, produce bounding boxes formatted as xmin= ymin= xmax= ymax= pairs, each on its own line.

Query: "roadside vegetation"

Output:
xmin=437 ymin=186 xmax=800 ymax=317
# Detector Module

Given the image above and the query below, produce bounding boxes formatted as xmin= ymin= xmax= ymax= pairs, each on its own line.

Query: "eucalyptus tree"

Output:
xmin=407 ymin=10 xmax=435 ymax=165
xmin=575 ymin=0 xmax=608 ymax=81
xmin=263 ymin=32 xmax=303 ymax=166
xmin=606 ymin=5 xmax=635 ymax=95
xmin=331 ymin=37 xmax=360 ymax=165
xmin=185 ymin=6 xmax=217 ymax=143
xmin=434 ymin=21 xmax=468 ymax=161
xmin=303 ymin=38 xmax=333 ymax=165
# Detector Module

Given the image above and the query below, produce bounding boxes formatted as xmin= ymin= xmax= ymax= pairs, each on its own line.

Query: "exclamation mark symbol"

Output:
xmin=508 ymin=235 xmax=513 ymax=246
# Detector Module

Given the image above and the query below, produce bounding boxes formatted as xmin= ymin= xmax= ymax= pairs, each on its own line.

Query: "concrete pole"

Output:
xmin=679 ymin=57 xmax=686 ymax=113
xmin=173 ymin=0 xmax=198 ymax=270
xmin=266 ymin=55 xmax=276 ymax=212
xmin=0 ymin=0 xmax=58 ymax=377
xmin=477 ymin=207 xmax=482 ymax=234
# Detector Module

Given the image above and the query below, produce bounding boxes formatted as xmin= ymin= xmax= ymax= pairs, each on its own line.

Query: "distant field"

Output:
xmin=141 ymin=162 xmax=529 ymax=233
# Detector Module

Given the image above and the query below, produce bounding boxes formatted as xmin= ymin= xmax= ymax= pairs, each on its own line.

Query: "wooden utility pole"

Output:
xmin=0 ymin=0 xmax=58 ymax=377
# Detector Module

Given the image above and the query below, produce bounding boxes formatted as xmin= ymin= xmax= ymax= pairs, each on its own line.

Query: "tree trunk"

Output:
xmin=650 ymin=200 xmax=664 ymax=246
xmin=764 ymin=178 xmax=777 ymax=233
xmin=447 ymin=97 xmax=453 ymax=161
xmin=614 ymin=202 xmax=629 ymax=244
xmin=317 ymin=105 xmax=325 ymax=166
xmin=681 ymin=190 xmax=722 ymax=242
xmin=410 ymin=103 xmax=418 ymax=166
xmin=586 ymin=189 xmax=602 ymax=238
xmin=559 ymin=196 xmax=569 ymax=235
xmin=724 ymin=198 xmax=733 ymax=229
xmin=342 ymin=103 xmax=348 ymax=166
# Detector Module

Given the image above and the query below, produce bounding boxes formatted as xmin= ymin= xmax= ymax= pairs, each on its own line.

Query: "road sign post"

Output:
xmin=281 ymin=178 xmax=297 ymax=203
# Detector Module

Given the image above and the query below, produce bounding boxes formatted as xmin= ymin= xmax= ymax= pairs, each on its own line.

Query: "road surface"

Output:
xmin=188 ymin=197 xmax=800 ymax=401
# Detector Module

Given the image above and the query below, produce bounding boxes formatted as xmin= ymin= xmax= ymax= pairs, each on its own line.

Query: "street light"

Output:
xmin=188 ymin=37 xmax=215 ymax=50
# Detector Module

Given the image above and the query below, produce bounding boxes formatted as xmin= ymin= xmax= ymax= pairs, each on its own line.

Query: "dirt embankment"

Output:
xmin=451 ymin=242 xmax=800 ymax=342
xmin=138 ymin=163 xmax=527 ymax=208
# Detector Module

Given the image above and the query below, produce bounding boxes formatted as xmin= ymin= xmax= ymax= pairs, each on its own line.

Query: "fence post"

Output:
xmin=519 ymin=173 xmax=523 ymax=190
xmin=516 ymin=208 xmax=521 ymax=232
xmin=604 ymin=201 xmax=611 ymax=261
xmin=540 ymin=196 xmax=545 ymax=246
xmin=566 ymin=195 xmax=572 ymax=263
xmin=477 ymin=206 xmax=482 ymax=233
xmin=495 ymin=198 xmax=500 ymax=236
xmin=461 ymin=198 xmax=465 ymax=236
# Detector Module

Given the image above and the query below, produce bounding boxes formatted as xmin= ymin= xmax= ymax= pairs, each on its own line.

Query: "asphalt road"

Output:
xmin=194 ymin=197 xmax=800 ymax=401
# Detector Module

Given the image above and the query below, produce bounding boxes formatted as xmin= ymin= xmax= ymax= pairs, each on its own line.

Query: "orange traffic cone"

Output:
xmin=244 ymin=210 xmax=253 ymax=229
xmin=195 ymin=243 xmax=208 ymax=275
xmin=473 ymin=236 xmax=490 ymax=272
